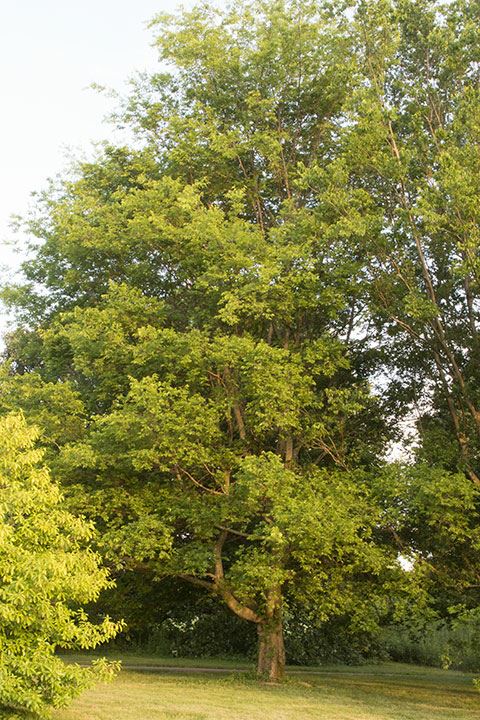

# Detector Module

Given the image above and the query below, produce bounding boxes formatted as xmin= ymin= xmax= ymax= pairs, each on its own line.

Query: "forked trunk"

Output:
xmin=256 ymin=619 xmax=285 ymax=682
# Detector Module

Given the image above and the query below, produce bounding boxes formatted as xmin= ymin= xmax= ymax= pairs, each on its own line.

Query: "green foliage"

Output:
xmin=5 ymin=0 xmax=480 ymax=678
xmin=312 ymin=0 xmax=480 ymax=489
xmin=144 ymin=596 xmax=257 ymax=660
xmin=371 ymin=463 xmax=480 ymax=617
xmin=0 ymin=414 xmax=120 ymax=718
xmin=382 ymin=611 xmax=480 ymax=672
xmin=0 ymin=58 xmax=395 ymax=666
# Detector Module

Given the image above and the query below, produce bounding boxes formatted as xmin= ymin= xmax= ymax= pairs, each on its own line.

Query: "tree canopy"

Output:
xmin=2 ymin=0 xmax=480 ymax=684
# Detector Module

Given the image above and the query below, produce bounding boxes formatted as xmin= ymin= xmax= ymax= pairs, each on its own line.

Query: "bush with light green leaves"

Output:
xmin=0 ymin=413 xmax=120 ymax=719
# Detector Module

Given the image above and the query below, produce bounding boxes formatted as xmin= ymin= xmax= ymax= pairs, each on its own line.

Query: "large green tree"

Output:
xmin=12 ymin=0 xmax=480 ymax=677
xmin=0 ymin=0 xmax=401 ymax=681
xmin=313 ymin=0 xmax=480 ymax=477
xmin=304 ymin=0 xmax=480 ymax=609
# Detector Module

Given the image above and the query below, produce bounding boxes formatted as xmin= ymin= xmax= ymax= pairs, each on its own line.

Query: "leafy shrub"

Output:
xmin=0 ymin=414 xmax=120 ymax=718
xmin=382 ymin=613 xmax=480 ymax=671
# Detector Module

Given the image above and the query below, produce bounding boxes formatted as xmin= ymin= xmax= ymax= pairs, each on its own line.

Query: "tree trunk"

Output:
xmin=256 ymin=618 xmax=285 ymax=682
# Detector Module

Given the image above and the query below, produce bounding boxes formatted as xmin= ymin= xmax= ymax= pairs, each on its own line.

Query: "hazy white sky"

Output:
xmin=0 ymin=0 xmax=189 ymax=303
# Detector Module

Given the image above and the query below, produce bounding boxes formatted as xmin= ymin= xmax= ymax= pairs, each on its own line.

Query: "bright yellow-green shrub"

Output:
xmin=0 ymin=414 xmax=120 ymax=719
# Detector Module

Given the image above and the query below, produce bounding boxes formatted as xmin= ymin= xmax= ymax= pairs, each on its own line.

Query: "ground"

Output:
xmin=54 ymin=657 xmax=479 ymax=720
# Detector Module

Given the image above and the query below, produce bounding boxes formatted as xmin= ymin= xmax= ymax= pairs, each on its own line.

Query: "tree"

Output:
xmin=1 ymin=0 xmax=415 ymax=681
xmin=297 ymin=0 xmax=480 ymax=609
xmin=2 ymin=252 xmax=394 ymax=681
xmin=0 ymin=413 xmax=119 ymax=719
xmin=311 ymin=0 xmax=480 ymax=478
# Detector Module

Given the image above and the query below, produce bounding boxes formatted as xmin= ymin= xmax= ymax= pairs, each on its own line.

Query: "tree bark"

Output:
xmin=256 ymin=617 xmax=285 ymax=682
xmin=183 ymin=532 xmax=286 ymax=681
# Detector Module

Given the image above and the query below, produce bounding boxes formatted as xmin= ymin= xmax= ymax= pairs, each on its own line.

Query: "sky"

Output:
xmin=0 ymin=0 xmax=191 ymax=332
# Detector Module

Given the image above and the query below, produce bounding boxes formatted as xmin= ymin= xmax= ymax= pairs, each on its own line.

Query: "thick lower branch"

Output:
xmin=179 ymin=574 xmax=214 ymax=592
xmin=217 ymin=586 xmax=261 ymax=623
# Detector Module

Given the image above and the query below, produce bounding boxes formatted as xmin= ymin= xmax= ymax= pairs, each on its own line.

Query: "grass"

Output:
xmin=60 ymin=651 xmax=251 ymax=670
xmin=53 ymin=656 xmax=479 ymax=720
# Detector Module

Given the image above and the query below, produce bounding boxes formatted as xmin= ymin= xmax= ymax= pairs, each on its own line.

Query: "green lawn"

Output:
xmin=54 ymin=657 xmax=479 ymax=720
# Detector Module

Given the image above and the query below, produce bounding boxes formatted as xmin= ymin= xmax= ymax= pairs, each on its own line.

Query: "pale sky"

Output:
xmin=0 ymin=0 xmax=190 ymax=331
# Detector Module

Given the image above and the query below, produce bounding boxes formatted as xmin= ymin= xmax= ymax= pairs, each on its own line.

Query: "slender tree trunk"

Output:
xmin=256 ymin=617 xmax=285 ymax=681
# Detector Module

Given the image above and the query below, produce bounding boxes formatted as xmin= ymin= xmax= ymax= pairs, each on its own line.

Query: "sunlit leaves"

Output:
xmin=0 ymin=414 xmax=120 ymax=718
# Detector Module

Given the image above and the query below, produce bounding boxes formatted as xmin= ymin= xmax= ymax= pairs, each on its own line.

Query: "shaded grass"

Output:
xmin=61 ymin=651 xmax=251 ymax=670
xmin=54 ymin=659 xmax=479 ymax=720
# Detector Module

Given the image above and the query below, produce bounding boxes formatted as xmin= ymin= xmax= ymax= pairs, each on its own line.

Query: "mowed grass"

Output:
xmin=53 ymin=657 xmax=480 ymax=720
